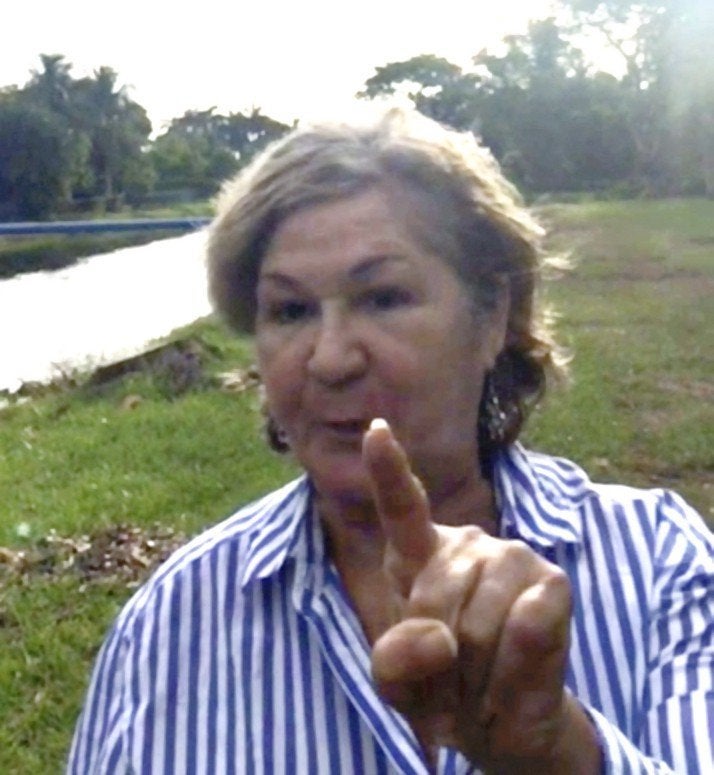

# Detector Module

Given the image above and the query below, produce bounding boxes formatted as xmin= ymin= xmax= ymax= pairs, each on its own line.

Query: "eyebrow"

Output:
xmin=350 ymin=254 xmax=408 ymax=280
xmin=259 ymin=254 xmax=408 ymax=288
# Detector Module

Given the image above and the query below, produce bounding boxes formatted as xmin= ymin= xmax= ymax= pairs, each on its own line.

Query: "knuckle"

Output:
xmin=437 ymin=524 xmax=484 ymax=551
xmin=541 ymin=565 xmax=572 ymax=607
xmin=459 ymin=582 xmax=510 ymax=639
xmin=533 ymin=555 xmax=568 ymax=588
xmin=459 ymin=524 xmax=485 ymax=543
xmin=501 ymin=538 xmax=533 ymax=563
xmin=408 ymin=585 xmax=445 ymax=618
xmin=408 ymin=561 xmax=462 ymax=616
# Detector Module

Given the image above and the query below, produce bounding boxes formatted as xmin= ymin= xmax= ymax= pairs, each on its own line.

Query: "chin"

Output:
xmin=306 ymin=462 xmax=372 ymax=506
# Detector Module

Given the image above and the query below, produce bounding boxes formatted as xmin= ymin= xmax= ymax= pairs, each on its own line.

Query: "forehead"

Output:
xmin=256 ymin=189 xmax=477 ymax=303
xmin=276 ymin=185 xmax=409 ymax=236
xmin=262 ymin=188 xmax=413 ymax=267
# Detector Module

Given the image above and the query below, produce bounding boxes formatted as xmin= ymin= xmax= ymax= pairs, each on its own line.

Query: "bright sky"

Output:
xmin=3 ymin=0 xmax=559 ymax=132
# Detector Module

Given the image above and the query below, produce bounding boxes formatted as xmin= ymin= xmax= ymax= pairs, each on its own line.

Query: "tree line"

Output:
xmin=360 ymin=0 xmax=713 ymax=199
xmin=1 ymin=0 xmax=712 ymax=219
xmin=0 ymin=56 xmax=292 ymax=219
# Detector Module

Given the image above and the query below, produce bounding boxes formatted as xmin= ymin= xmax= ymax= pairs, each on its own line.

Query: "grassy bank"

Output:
xmin=1 ymin=198 xmax=712 ymax=772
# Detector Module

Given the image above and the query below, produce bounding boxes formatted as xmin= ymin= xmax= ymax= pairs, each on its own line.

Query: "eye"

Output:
xmin=360 ymin=286 xmax=413 ymax=312
xmin=265 ymin=300 xmax=314 ymax=324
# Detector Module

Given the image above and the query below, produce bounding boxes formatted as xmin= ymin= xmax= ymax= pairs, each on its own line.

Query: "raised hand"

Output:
xmin=362 ymin=419 xmax=600 ymax=773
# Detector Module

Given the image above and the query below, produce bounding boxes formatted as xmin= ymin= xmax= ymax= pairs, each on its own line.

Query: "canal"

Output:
xmin=0 ymin=231 xmax=212 ymax=393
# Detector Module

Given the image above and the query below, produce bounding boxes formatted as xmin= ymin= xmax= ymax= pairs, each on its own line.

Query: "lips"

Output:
xmin=314 ymin=417 xmax=375 ymax=443
xmin=322 ymin=419 xmax=370 ymax=434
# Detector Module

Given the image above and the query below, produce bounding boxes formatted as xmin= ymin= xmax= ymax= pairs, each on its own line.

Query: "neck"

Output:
xmin=317 ymin=468 xmax=499 ymax=574
xmin=315 ymin=468 xmax=498 ymax=645
xmin=317 ymin=470 xmax=498 ymax=645
xmin=423 ymin=468 xmax=499 ymax=532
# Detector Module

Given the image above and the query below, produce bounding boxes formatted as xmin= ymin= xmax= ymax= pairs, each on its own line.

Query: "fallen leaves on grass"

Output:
xmin=0 ymin=524 xmax=186 ymax=589
xmin=217 ymin=365 xmax=260 ymax=393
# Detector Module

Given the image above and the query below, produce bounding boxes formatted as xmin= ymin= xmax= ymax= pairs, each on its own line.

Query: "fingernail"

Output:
xmin=370 ymin=418 xmax=389 ymax=432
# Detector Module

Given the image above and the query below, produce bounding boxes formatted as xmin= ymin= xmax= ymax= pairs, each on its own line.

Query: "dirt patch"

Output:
xmin=689 ymin=236 xmax=714 ymax=246
xmin=0 ymin=524 xmax=186 ymax=589
xmin=655 ymin=377 xmax=714 ymax=402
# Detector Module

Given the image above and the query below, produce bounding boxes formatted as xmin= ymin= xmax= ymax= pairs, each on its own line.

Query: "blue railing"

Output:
xmin=0 ymin=217 xmax=212 ymax=236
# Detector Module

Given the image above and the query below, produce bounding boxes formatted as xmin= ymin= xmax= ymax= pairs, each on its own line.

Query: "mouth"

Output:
xmin=320 ymin=419 xmax=371 ymax=437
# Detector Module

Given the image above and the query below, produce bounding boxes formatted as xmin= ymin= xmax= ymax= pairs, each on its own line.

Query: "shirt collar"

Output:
xmin=241 ymin=443 xmax=586 ymax=587
xmin=494 ymin=443 xmax=585 ymax=549
xmin=240 ymin=475 xmax=314 ymax=587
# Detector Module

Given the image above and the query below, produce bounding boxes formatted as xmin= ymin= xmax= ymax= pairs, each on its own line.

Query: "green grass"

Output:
xmin=1 ymin=197 xmax=713 ymax=772
xmin=0 ymin=326 xmax=296 ymax=546
xmin=0 ymin=382 xmax=291 ymax=546
xmin=526 ymin=198 xmax=714 ymax=512
xmin=0 ymin=578 xmax=127 ymax=772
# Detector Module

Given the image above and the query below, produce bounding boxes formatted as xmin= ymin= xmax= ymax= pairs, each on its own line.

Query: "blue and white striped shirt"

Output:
xmin=68 ymin=444 xmax=714 ymax=774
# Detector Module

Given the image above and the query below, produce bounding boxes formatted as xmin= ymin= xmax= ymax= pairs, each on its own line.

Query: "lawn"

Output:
xmin=528 ymin=198 xmax=713 ymax=514
xmin=0 ymin=197 xmax=712 ymax=772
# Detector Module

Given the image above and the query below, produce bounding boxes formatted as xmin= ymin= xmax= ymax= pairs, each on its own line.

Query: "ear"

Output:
xmin=483 ymin=279 xmax=510 ymax=368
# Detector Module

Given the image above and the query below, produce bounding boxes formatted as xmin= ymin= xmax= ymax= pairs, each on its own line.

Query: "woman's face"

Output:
xmin=255 ymin=186 xmax=507 ymax=506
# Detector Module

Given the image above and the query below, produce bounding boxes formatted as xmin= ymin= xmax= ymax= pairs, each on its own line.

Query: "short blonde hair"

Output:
xmin=207 ymin=108 xmax=566 ymax=452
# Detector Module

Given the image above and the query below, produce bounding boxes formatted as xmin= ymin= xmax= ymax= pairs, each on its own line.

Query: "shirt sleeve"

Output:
xmin=66 ymin=607 xmax=133 ymax=774
xmin=587 ymin=490 xmax=714 ymax=774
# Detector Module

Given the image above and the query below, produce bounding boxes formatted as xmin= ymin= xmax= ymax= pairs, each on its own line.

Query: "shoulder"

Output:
xmin=113 ymin=476 xmax=310 ymax=631
xmin=68 ymin=478 xmax=312 ymax=771
xmin=501 ymin=445 xmax=712 ymax=563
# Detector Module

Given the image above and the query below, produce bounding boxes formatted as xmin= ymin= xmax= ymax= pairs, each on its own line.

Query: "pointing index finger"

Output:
xmin=363 ymin=418 xmax=437 ymax=567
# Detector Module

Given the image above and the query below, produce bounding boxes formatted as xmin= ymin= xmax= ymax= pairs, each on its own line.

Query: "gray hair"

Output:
xmin=207 ymin=108 xmax=567 ymax=453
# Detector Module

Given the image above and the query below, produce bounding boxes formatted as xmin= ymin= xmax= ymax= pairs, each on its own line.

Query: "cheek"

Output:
xmin=256 ymin=343 xmax=303 ymax=417
xmin=399 ymin=329 xmax=485 ymax=409
xmin=389 ymin=319 xmax=477 ymax=381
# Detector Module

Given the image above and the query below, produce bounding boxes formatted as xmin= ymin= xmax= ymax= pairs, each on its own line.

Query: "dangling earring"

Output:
xmin=265 ymin=414 xmax=290 ymax=452
xmin=481 ymin=371 xmax=507 ymax=444
xmin=276 ymin=425 xmax=289 ymax=448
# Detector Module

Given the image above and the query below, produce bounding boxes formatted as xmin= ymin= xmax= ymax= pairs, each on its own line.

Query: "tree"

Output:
xmin=663 ymin=1 xmax=714 ymax=196
xmin=559 ymin=1 xmax=667 ymax=86
xmin=359 ymin=55 xmax=482 ymax=130
xmin=557 ymin=0 xmax=714 ymax=193
xmin=149 ymin=107 xmax=290 ymax=196
xmin=23 ymin=54 xmax=93 ymax=203
xmin=3 ymin=55 xmax=154 ymax=212
xmin=149 ymin=109 xmax=239 ymax=195
xmin=26 ymin=53 xmax=74 ymax=116
xmin=148 ymin=130 xmax=238 ymax=196
xmin=357 ymin=22 xmax=637 ymax=193
xmin=472 ymin=18 xmax=636 ymax=191
xmin=222 ymin=109 xmax=291 ymax=164
xmin=73 ymin=67 xmax=152 ymax=204
xmin=0 ymin=95 xmax=76 ymax=218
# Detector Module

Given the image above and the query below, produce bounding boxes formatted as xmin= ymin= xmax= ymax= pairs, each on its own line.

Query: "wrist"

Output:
xmin=541 ymin=693 xmax=601 ymax=775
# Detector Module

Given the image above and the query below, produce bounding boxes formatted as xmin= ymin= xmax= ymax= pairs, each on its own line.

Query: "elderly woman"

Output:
xmin=69 ymin=110 xmax=713 ymax=774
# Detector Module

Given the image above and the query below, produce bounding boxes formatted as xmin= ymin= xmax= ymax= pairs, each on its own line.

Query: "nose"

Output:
xmin=306 ymin=310 xmax=367 ymax=386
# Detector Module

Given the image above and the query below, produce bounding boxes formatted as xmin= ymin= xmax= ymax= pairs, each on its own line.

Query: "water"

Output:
xmin=0 ymin=231 xmax=213 ymax=393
